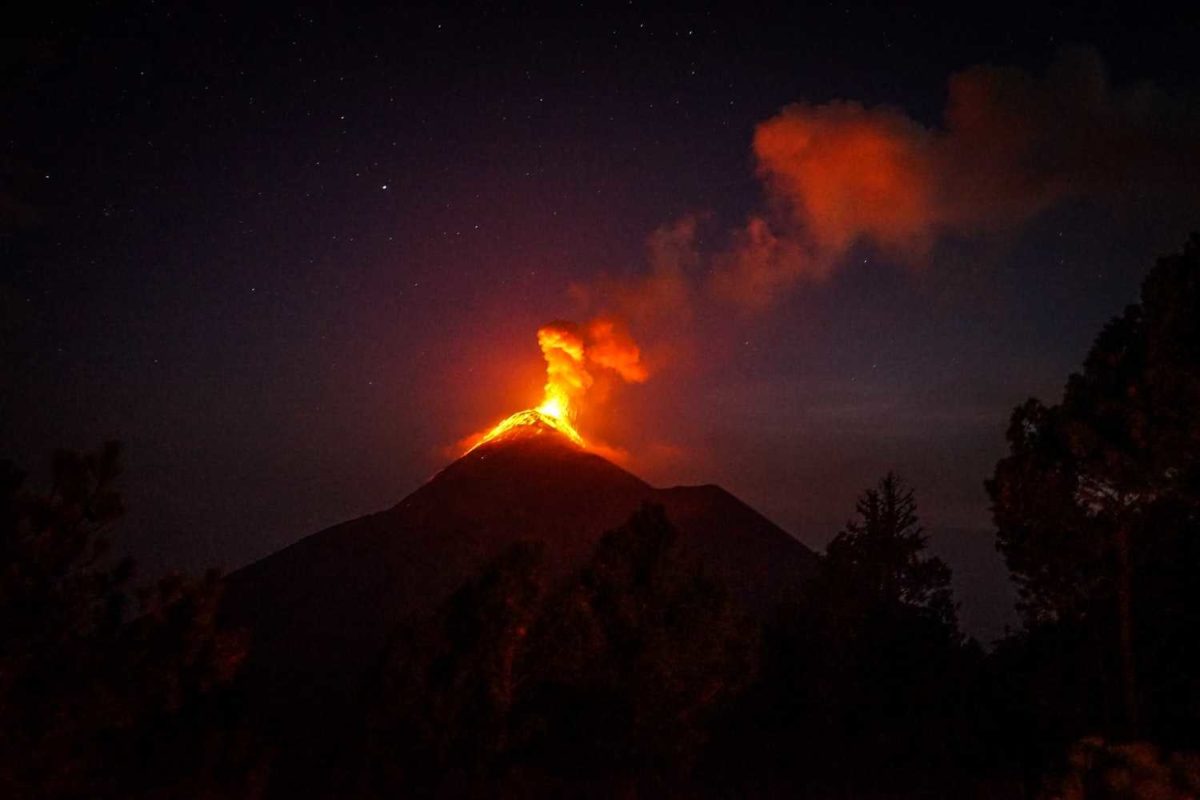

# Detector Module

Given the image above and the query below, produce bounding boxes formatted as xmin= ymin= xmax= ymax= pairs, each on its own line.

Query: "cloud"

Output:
xmin=753 ymin=101 xmax=938 ymax=257
xmin=708 ymin=216 xmax=822 ymax=309
xmin=570 ymin=215 xmax=700 ymax=330
xmin=561 ymin=45 xmax=1200 ymax=374
xmin=525 ymin=47 xmax=1200 ymax=472
xmin=584 ymin=318 xmax=649 ymax=384
xmin=704 ymin=46 xmax=1200 ymax=309
xmin=935 ymin=46 xmax=1199 ymax=229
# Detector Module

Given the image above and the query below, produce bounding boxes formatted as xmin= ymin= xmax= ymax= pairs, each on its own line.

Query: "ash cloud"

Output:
xmin=600 ymin=47 xmax=1200 ymax=315
xmin=553 ymin=46 xmax=1199 ymax=465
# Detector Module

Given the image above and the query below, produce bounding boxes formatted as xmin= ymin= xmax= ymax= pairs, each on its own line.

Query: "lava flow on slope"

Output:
xmin=466 ymin=319 xmax=646 ymax=453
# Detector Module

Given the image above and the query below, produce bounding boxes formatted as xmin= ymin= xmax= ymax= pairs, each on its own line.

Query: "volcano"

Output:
xmin=222 ymin=421 xmax=816 ymax=780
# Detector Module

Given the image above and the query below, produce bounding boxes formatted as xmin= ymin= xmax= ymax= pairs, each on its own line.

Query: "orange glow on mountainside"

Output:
xmin=465 ymin=320 xmax=646 ymax=453
xmin=470 ymin=408 xmax=585 ymax=450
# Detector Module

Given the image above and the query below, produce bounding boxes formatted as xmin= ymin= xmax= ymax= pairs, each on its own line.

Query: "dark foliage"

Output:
xmin=823 ymin=472 xmax=957 ymax=629
xmin=0 ymin=444 xmax=263 ymax=799
xmin=515 ymin=505 xmax=757 ymax=787
xmin=704 ymin=473 xmax=995 ymax=798
xmin=988 ymin=234 xmax=1200 ymax=752
xmin=365 ymin=504 xmax=756 ymax=797
xmin=1045 ymin=737 xmax=1200 ymax=799
xmin=364 ymin=540 xmax=548 ymax=794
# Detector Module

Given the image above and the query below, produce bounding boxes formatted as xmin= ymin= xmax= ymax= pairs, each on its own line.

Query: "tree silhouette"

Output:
xmin=367 ymin=505 xmax=756 ymax=796
xmin=367 ymin=540 xmax=547 ymax=794
xmin=516 ymin=504 xmax=757 ymax=789
xmin=708 ymin=474 xmax=983 ymax=796
xmin=824 ymin=471 xmax=956 ymax=629
xmin=0 ymin=443 xmax=259 ymax=799
xmin=988 ymin=235 xmax=1200 ymax=740
xmin=815 ymin=473 xmax=968 ymax=789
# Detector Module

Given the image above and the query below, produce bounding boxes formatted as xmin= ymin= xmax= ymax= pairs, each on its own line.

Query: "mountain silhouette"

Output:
xmin=222 ymin=421 xmax=817 ymax=780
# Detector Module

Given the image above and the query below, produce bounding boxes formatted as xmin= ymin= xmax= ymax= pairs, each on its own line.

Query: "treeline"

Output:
xmin=4 ymin=236 xmax=1200 ymax=798
xmin=0 ymin=444 xmax=264 ymax=798
xmin=357 ymin=477 xmax=980 ymax=797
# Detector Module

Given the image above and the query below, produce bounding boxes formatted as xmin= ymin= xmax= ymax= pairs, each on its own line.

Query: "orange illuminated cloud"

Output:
xmin=753 ymin=101 xmax=937 ymax=259
xmin=704 ymin=48 xmax=1200 ymax=311
xmin=466 ymin=48 xmax=1200 ymax=461
xmin=584 ymin=318 xmax=648 ymax=384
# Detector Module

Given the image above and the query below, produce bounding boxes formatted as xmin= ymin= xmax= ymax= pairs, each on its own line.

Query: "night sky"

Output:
xmin=5 ymin=2 xmax=1200 ymax=640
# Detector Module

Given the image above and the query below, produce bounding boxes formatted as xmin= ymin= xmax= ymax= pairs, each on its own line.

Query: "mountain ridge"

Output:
xmin=222 ymin=429 xmax=818 ymax=757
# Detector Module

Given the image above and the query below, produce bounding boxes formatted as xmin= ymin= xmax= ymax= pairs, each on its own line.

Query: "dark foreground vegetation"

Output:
xmin=4 ymin=236 xmax=1200 ymax=798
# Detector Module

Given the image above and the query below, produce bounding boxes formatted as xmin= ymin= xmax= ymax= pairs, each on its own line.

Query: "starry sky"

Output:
xmin=4 ymin=2 xmax=1200 ymax=639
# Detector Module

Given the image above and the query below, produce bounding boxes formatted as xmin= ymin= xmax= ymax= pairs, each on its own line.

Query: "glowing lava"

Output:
xmin=466 ymin=319 xmax=646 ymax=453
xmin=471 ymin=408 xmax=584 ymax=450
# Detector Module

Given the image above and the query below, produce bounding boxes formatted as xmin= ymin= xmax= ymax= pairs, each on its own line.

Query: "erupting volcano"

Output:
xmin=472 ymin=408 xmax=585 ymax=448
xmin=467 ymin=319 xmax=647 ymax=452
xmin=221 ymin=320 xmax=817 ymax=796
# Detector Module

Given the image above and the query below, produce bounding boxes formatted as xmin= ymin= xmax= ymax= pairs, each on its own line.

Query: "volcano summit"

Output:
xmin=468 ymin=407 xmax=585 ymax=450
xmin=226 ymin=423 xmax=815 ymax=688
xmin=221 ymin=422 xmax=816 ymax=791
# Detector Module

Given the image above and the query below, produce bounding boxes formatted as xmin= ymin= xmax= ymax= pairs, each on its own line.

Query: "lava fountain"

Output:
xmin=466 ymin=319 xmax=646 ymax=452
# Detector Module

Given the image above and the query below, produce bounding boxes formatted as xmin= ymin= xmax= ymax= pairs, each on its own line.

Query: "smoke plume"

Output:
xmin=602 ymin=47 xmax=1200 ymax=314
xmin=524 ymin=47 xmax=1198 ymax=455
xmin=534 ymin=318 xmax=648 ymax=420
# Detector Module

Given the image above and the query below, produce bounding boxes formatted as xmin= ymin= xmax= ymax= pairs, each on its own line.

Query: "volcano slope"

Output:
xmin=222 ymin=420 xmax=816 ymax=783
